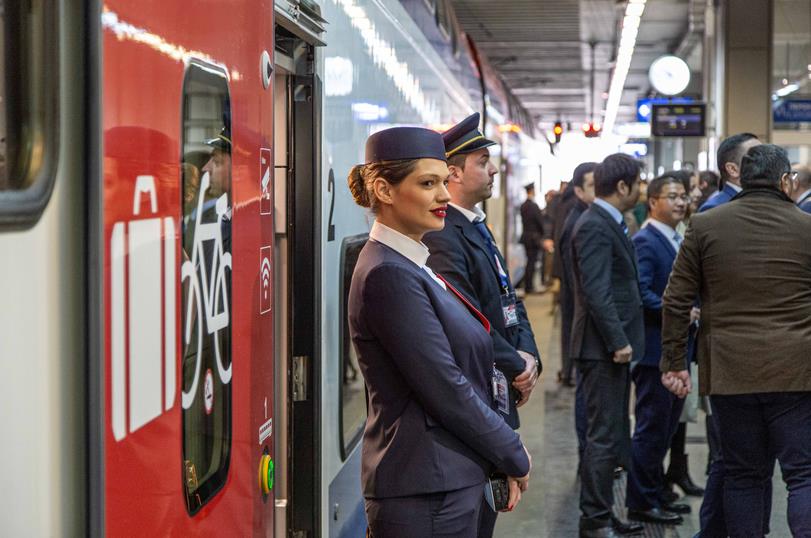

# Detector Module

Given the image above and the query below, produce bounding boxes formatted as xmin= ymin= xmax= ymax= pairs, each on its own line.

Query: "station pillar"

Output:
xmin=716 ymin=0 xmax=772 ymax=141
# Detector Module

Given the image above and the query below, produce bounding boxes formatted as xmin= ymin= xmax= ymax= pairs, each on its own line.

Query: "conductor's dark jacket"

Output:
xmin=424 ymin=205 xmax=540 ymax=429
xmin=519 ymin=198 xmax=545 ymax=247
xmin=571 ymin=202 xmax=644 ymax=361
xmin=349 ymin=235 xmax=529 ymax=499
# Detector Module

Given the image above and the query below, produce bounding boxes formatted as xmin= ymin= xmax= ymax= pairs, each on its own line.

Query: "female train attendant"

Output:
xmin=347 ymin=127 xmax=531 ymax=537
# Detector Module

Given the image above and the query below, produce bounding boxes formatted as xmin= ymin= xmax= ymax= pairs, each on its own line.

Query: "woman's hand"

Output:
xmin=502 ymin=477 xmax=523 ymax=512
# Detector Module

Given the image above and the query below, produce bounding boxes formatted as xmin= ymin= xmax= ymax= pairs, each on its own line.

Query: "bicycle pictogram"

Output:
xmin=181 ymin=170 xmax=232 ymax=410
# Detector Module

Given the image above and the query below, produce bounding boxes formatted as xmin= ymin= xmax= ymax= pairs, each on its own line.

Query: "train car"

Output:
xmin=0 ymin=0 xmax=541 ymax=536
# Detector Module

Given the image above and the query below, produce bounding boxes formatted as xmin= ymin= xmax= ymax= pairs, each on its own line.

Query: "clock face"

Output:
xmin=649 ymin=55 xmax=691 ymax=96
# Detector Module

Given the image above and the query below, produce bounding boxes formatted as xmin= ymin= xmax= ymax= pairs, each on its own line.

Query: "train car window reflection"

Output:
xmin=0 ymin=0 xmax=59 ymax=228
xmin=180 ymin=59 xmax=233 ymax=515
xmin=340 ymin=234 xmax=368 ymax=459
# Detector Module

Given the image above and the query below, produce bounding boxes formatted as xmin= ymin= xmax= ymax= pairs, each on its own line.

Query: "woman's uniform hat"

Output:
xmin=364 ymin=127 xmax=447 ymax=164
xmin=206 ymin=126 xmax=232 ymax=154
xmin=443 ymin=113 xmax=497 ymax=157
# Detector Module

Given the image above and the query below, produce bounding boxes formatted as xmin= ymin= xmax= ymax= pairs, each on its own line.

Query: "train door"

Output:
xmin=97 ymin=1 xmax=275 ymax=534
xmin=272 ymin=5 xmax=325 ymax=536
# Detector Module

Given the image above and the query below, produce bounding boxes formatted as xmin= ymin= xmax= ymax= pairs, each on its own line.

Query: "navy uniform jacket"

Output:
xmin=424 ymin=206 xmax=540 ymax=429
xmin=699 ymin=183 xmax=738 ymax=212
xmin=798 ymin=190 xmax=811 ymax=213
xmin=348 ymin=239 xmax=530 ymax=498
xmin=570 ymin=204 xmax=645 ymax=362
xmin=519 ymin=199 xmax=545 ymax=246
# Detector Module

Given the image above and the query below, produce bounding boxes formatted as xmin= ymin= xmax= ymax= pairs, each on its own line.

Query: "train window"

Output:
xmin=179 ymin=59 xmax=233 ymax=515
xmin=436 ymin=0 xmax=451 ymax=41
xmin=0 ymin=1 xmax=59 ymax=229
xmin=339 ymin=234 xmax=368 ymax=460
xmin=423 ymin=0 xmax=437 ymax=15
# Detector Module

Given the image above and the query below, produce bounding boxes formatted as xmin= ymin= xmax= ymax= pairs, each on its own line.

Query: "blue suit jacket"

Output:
xmin=632 ymin=224 xmax=678 ymax=367
xmin=798 ymin=191 xmax=811 ymax=214
xmin=699 ymin=183 xmax=738 ymax=212
xmin=424 ymin=206 xmax=539 ymax=429
xmin=348 ymin=240 xmax=529 ymax=498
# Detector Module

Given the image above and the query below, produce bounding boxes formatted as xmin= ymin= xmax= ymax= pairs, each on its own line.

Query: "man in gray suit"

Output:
xmin=571 ymin=153 xmax=645 ymax=538
xmin=662 ymin=144 xmax=811 ymax=536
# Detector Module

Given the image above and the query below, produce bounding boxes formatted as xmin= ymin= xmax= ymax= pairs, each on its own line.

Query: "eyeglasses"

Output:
xmin=653 ymin=194 xmax=691 ymax=203
xmin=787 ymin=170 xmax=799 ymax=181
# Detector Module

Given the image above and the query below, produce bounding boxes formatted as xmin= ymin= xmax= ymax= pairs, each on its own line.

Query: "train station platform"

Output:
xmin=497 ymin=292 xmax=790 ymax=537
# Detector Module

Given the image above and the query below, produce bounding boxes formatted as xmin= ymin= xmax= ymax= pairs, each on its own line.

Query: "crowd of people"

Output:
xmin=343 ymin=113 xmax=811 ymax=538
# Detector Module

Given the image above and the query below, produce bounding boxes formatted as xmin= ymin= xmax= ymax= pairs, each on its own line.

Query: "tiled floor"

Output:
xmin=494 ymin=292 xmax=790 ymax=537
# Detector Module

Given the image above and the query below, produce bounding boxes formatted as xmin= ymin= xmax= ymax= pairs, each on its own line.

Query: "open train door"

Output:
xmin=91 ymin=0 xmax=277 ymax=534
xmin=271 ymin=2 xmax=326 ymax=536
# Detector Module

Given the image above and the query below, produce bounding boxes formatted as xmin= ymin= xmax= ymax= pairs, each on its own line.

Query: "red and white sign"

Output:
xmin=260 ymin=246 xmax=271 ymax=315
xmin=260 ymin=147 xmax=272 ymax=215
xmin=110 ymin=175 xmax=176 ymax=441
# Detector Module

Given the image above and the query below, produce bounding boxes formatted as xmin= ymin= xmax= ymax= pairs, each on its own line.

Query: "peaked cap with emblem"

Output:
xmin=443 ymin=112 xmax=497 ymax=158
xmin=363 ymin=126 xmax=447 ymax=164
xmin=206 ymin=126 xmax=232 ymax=154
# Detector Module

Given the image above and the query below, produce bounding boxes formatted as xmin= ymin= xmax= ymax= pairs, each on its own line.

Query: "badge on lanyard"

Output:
xmin=501 ymin=292 xmax=519 ymax=328
xmin=492 ymin=367 xmax=510 ymax=414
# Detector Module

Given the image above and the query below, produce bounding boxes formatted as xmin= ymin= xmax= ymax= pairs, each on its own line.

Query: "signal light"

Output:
xmin=553 ymin=121 xmax=563 ymax=143
xmin=583 ymin=122 xmax=601 ymax=138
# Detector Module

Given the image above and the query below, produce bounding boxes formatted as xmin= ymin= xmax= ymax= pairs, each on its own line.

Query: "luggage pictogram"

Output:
xmin=111 ymin=175 xmax=177 ymax=441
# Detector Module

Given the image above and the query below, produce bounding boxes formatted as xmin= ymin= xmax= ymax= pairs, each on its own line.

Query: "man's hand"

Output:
xmin=690 ymin=307 xmax=701 ymax=324
xmin=512 ymin=351 xmax=539 ymax=393
xmin=661 ymin=370 xmax=692 ymax=398
xmin=612 ymin=345 xmax=633 ymax=364
xmin=543 ymin=239 xmax=555 ymax=253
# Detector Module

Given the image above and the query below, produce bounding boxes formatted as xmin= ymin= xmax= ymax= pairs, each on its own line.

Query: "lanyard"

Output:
xmin=473 ymin=220 xmax=511 ymax=293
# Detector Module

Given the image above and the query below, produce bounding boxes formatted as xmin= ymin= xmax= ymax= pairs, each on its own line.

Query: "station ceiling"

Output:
xmin=450 ymin=0 xmax=702 ymax=133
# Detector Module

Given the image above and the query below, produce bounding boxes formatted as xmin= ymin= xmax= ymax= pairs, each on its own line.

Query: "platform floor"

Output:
xmin=494 ymin=292 xmax=790 ymax=537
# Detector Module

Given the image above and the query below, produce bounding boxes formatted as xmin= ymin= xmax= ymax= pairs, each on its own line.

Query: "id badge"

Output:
xmin=501 ymin=292 xmax=519 ymax=328
xmin=492 ymin=368 xmax=510 ymax=414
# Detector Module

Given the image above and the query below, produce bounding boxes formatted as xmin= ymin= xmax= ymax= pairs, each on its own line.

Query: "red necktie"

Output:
xmin=437 ymin=274 xmax=491 ymax=333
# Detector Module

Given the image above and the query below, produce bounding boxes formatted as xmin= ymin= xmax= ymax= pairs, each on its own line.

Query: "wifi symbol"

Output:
xmin=261 ymin=257 xmax=271 ymax=301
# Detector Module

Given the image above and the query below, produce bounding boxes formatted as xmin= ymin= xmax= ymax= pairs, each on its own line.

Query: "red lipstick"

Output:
xmin=430 ymin=205 xmax=448 ymax=218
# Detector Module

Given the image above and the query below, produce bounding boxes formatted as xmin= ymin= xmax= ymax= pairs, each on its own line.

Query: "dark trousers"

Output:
xmin=626 ymin=364 xmax=684 ymax=510
xmin=523 ymin=243 xmax=540 ymax=293
xmin=477 ymin=498 xmax=497 ymax=538
xmin=711 ymin=392 xmax=811 ymax=538
xmin=575 ymin=369 xmax=587 ymax=461
xmin=365 ymin=482 xmax=484 ymax=537
xmin=700 ymin=409 xmax=774 ymax=537
xmin=577 ymin=359 xmax=632 ymax=530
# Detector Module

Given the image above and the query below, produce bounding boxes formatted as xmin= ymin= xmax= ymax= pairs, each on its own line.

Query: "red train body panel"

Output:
xmin=101 ymin=2 xmax=275 ymax=534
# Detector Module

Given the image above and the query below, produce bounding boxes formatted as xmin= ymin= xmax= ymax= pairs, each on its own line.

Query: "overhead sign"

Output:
xmin=651 ymin=104 xmax=706 ymax=137
xmin=637 ymin=97 xmax=693 ymax=122
xmin=773 ymin=99 xmax=811 ymax=123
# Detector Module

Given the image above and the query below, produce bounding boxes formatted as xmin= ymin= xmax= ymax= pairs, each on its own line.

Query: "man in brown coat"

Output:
xmin=660 ymin=144 xmax=811 ymax=537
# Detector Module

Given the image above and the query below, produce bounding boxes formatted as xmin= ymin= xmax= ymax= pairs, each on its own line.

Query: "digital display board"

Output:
xmin=651 ymin=104 xmax=706 ymax=137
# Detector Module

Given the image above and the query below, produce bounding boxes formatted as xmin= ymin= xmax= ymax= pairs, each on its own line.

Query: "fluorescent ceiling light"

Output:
xmin=774 ymin=83 xmax=800 ymax=98
xmin=603 ymin=0 xmax=647 ymax=136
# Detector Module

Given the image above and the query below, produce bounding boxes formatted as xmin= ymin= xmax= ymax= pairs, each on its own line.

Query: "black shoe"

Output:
xmin=662 ymin=502 xmax=691 ymax=514
xmin=580 ymin=527 xmax=621 ymax=538
xmin=627 ymin=508 xmax=683 ymax=525
xmin=671 ymin=475 xmax=705 ymax=497
xmin=660 ymin=488 xmax=679 ymax=504
xmin=611 ymin=516 xmax=643 ymax=535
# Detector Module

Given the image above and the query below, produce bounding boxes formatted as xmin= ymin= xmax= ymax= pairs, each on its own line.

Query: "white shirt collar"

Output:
xmin=593 ymin=197 xmax=624 ymax=225
xmin=449 ymin=202 xmax=486 ymax=223
xmin=726 ymin=182 xmax=742 ymax=193
xmin=647 ymin=218 xmax=681 ymax=251
xmin=369 ymin=220 xmax=430 ymax=267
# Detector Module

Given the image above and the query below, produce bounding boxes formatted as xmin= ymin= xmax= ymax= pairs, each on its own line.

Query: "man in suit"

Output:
xmin=787 ymin=164 xmax=811 ymax=213
xmin=424 ymin=113 xmax=541 ymax=538
xmin=696 ymin=133 xmax=768 ymax=537
xmin=699 ymin=132 xmax=760 ymax=212
xmin=558 ymin=163 xmax=597 ymax=388
xmin=625 ymin=176 xmax=692 ymax=526
xmin=571 ymin=153 xmax=645 ymax=538
xmin=661 ymin=144 xmax=811 ymax=536
xmin=519 ymin=184 xmax=546 ymax=294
